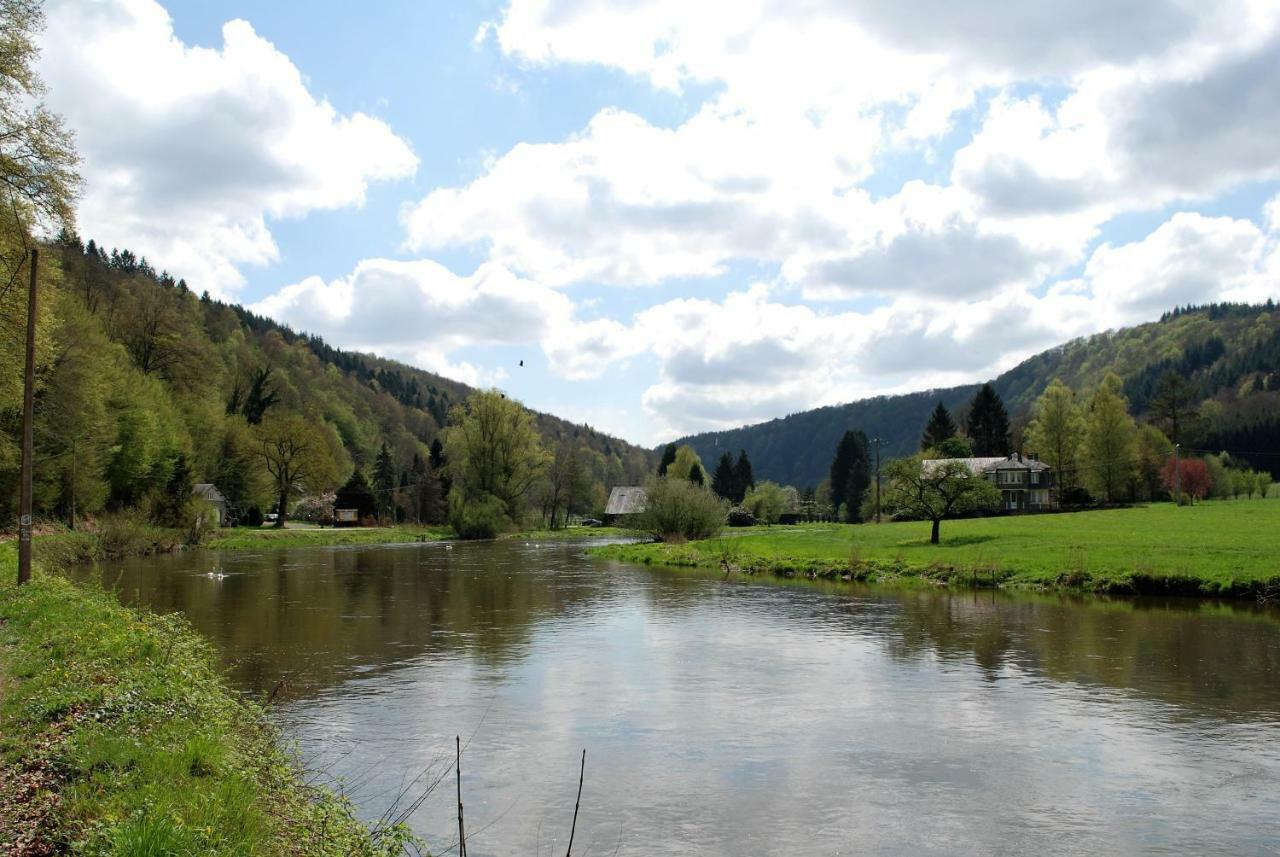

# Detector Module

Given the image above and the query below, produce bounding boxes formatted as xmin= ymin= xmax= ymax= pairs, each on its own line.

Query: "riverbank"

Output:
xmin=0 ymin=543 xmax=417 ymax=855
xmin=589 ymin=502 xmax=1280 ymax=599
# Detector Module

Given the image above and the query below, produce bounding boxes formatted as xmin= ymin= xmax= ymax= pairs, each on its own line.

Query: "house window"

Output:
xmin=1006 ymin=493 xmax=1019 ymax=510
xmin=1030 ymin=471 xmax=1039 ymax=485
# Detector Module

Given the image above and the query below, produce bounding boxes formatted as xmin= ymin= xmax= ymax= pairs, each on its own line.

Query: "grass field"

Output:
xmin=0 ymin=543 xmax=416 ymax=855
xmin=590 ymin=501 xmax=1280 ymax=598
xmin=202 ymin=523 xmax=453 ymax=551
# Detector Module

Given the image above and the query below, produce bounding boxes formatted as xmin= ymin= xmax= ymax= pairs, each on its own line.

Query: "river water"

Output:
xmin=96 ymin=538 xmax=1280 ymax=856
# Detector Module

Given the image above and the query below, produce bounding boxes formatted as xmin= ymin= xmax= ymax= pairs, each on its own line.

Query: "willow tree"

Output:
xmin=443 ymin=390 xmax=548 ymax=524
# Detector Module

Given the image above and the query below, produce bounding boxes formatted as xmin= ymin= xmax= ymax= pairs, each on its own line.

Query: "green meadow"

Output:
xmin=590 ymin=501 xmax=1280 ymax=598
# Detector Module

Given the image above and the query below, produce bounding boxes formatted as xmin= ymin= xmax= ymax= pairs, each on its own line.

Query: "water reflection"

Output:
xmin=91 ymin=540 xmax=1280 ymax=856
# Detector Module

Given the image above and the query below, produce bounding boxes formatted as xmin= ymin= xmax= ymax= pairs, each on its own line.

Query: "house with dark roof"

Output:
xmin=923 ymin=453 xmax=1054 ymax=513
xmin=603 ymin=486 xmax=647 ymax=525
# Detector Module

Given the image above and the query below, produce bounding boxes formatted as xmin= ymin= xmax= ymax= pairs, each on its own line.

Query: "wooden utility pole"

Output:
xmin=18 ymin=248 xmax=37 ymax=585
xmin=1174 ymin=443 xmax=1181 ymax=507
xmin=873 ymin=437 xmax=882 ymax=524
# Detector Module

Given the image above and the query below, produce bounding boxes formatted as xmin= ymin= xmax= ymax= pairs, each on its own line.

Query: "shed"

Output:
xmin=603 ymin=486 xmax=647 ymax=525
xmin=192 ymin=483 xmax=227 ymax=526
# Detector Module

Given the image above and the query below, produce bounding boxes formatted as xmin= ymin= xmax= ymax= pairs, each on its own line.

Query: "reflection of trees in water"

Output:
xmin=92 ymin=545 xmax=1280 ymax=719
xmin=634 ymin=564 xmax=1280 ymax=719
xmin=99 ymin=542 xmax=615 ymax=697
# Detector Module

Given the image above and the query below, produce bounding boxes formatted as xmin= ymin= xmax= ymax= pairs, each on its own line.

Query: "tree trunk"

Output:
xmin=275 ymin=488 xmax=288 ymax=528
xmin=930 ymin=518 xmax=940 ymax=544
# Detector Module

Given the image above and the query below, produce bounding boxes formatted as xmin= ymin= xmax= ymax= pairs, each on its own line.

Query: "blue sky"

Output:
xmin=40 ymin=0 xmax=1280 ymax=445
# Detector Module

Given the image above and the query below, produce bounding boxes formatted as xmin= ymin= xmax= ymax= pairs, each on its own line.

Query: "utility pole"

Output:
xmin=873 ymin=437 xmax=882 ymax=524
xmin=18 ymin=248 xmax=37 ymax=585
xmin=1174 ymin=443 xmax=1181 ymax=507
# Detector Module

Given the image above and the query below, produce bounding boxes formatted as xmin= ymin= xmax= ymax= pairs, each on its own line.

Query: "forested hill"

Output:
xmin=0 ymin=234 xmax=651 ymax=525
xmin=669 ymin=301 xmax=1280 ymax=487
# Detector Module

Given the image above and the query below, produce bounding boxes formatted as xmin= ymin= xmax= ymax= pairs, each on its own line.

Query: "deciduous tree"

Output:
xmin=1080 ymin=375 xmax=1137 ymax=503
xmin=885 ymin=455 xmax=1000 ymax=544
xmin=254 ymin=412 xmax=340 ymax=527
xmin=443 ymin=390 xmax=549 ymax=524
xmin=1025 ymin=379 xmax=1084 ymax=493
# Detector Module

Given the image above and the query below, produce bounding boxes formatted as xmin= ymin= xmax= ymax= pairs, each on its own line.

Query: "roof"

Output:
xmin=605 ymin=486 xmax=647 ymax=516
xmin=192 ymin=483 xmax=226 ymax=503
xmin=922 ymin=455 xmax=1051 ymax=476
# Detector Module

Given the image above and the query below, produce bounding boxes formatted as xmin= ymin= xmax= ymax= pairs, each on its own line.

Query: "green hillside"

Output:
xmin=670 ymin=302 xmax=1280 ymax=487
xmin=0 ymin=233 xmax=652 ymax=527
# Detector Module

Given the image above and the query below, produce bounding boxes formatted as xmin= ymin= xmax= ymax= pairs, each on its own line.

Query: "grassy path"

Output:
xmin=590 ymin=502 xmax=1280 ymax=598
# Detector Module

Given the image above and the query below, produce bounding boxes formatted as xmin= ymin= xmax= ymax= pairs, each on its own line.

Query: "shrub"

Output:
xmin=636 ymin=476 xmax=726 ymax=542
xmin=449 ymin=493 xmax=508 ymax=540
xmin=727 ymin=507 xmax=757 ymax=527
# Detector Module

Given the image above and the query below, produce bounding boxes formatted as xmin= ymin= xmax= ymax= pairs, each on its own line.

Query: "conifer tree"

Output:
xmin=920 ymin=402 xmax=958 ymax=451
xmin=733 ymin=450 xmax=755 ymax=501
xmin=711 ymin=451 xmax=737 ymax=500
xmin=658 ymin=443 xmax=678 ymax=476
xmin=966 ymin=383 xmax=1011 ymax=456
xmin=829 ymin=430 xmax=870 ymax=522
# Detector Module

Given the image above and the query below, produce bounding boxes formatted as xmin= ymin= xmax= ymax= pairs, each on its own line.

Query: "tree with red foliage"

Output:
xmin=1160 ymin=457 xmax=1211 ymax=503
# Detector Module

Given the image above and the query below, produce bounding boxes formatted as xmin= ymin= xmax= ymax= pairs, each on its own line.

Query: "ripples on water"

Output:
xmin=94 ymin=539 xmax=1280 ymax=856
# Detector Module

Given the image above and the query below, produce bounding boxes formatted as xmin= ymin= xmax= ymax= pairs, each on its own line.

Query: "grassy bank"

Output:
xmin=590 ymin=502 xmax=1280 ymax=599
xmin=203 ymin=523 xmax=452 ymax=551
xmin=0 ymin=542 xmax=416 ymax=855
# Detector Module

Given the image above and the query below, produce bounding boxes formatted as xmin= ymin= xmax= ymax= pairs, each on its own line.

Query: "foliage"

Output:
xmin=1079 ymin=374 xmax=1137 ymax=503
xmin=742 ymin=481 xmax=791 ymax=524
xmin=254 ymin=412 xmax=341 ymax=527
xmin=444 ymin=389 xmax=549 ymax=525
xmin=1148 ymin=370 xmax=1200 ymax=444
xmin=448 ymin=491 xmax=507 ymax=540
xmin=657 ymin=443 xmax=677 ymax=476
xmin=966 ymin=383 xmax=1011 ymax=456
xmin=636 ymin=476 xmax=727 ymax=542
xmin=830 ymin=430 xmax=871 ymax=523
xmin=930 ymin=436 xmax=974 ymax=458
xmin=0 ymin=0 xmax=80 ymax=228
xmin=538 ymin=439 xmax=589 ymax=528
xmin=334 ymin=470 xmax=377 ymax=520
xmin=1024 ymin=378 xmax=1084 ymax=492
xmin=884 ymin=455 xmax=1001 ymax=544
xmin=1134 ymin=424 xmax=1174 ymax=501
xmin=665 ymin=444 xmax=705 ymax=483
xmin=920 ymin=401 xmax=958 ymax=451
xmin=1160 ymin=458 xmax=1211 ymax=503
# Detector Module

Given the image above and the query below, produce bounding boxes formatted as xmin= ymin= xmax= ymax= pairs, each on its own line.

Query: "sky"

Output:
xmin=39 ymin=0 xmax=1280 ymax=446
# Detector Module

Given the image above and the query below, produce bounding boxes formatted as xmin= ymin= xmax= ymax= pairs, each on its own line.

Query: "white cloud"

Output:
xmin=251 ymin=258 xmax=574 ymax=358
xmin=1086 ymin=212 xmax=1275 ymax=321
xmin=41 ymin=0 xmax=418 ymax=294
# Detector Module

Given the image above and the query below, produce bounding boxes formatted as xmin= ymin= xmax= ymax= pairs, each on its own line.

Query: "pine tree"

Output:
xmin=920 ymin=402 xmax=958 ymax=451
xmin=829 ymin=430 xmax=870 ymax=522
xmin=658 ymin=443 xmax=677 ymax=476
xmin=966 ymin=383 xmax=1011 ymax=456
xmin=733 ymin=450 xmax=755 ymax=502
xmin=688 ymin=462 xmax=705 ymax=487
xmin=1025 ymin=379 xmax=1084 ymax=492
xmin=711 ymin=452 xmax=737 ymax=500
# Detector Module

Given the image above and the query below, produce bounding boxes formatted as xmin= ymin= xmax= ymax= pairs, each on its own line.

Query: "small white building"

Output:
xmin=192 ymin=483 xmax=228 ymax=526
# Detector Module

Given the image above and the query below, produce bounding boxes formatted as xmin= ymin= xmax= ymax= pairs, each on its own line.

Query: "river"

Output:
xmin=94 ymin=538 xmax=1280 ymax=856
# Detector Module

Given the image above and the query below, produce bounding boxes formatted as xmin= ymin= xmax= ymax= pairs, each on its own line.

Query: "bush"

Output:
xmin=97 ymin=511 xmax=179 ymax=559
xmin=242 ymin=505 xmax=264 ymax=527
xmin=449 ymin=493 xmax=508 ymax=540
xmin=636 ymin=476 xmax=726 ymax=542
xmin=727 ymin=507 xmax=757 ymax=527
